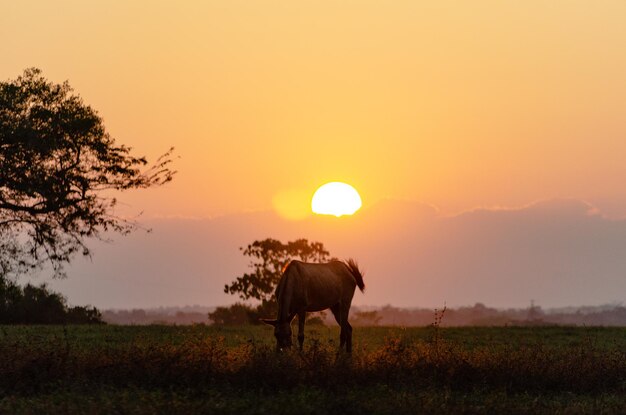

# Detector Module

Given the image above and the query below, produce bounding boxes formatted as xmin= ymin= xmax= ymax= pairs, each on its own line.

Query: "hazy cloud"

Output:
xmin=36 ymin=199 xmax=626 ymax=309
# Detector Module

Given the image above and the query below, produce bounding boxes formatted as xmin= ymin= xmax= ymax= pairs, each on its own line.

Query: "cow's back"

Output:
xmin=287 ymin=261 xmax=356 ymax=312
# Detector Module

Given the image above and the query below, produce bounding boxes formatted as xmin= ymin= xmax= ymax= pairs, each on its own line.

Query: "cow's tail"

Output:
xmin=345 ymin=259 xmax=365 ymax=292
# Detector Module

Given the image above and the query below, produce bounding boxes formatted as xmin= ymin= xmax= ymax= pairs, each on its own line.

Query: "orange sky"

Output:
xmin=3 ymin=1 xmax=626 ymax=219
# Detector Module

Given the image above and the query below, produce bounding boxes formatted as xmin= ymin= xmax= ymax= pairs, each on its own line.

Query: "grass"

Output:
xmin=0 ymin=325 xmax=625 ymax=414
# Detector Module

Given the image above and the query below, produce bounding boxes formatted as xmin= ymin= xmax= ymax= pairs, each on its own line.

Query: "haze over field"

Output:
xmin=42 ymin=198 xmax=626 ymax=309
xmin=4 ymin=1 xmax=626 ymax=309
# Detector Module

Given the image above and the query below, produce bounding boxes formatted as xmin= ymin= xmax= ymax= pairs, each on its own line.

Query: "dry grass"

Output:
xmin=0 ymin=325 xmax=625 ymax=414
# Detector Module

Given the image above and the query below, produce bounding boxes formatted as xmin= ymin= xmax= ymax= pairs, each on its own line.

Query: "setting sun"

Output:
xmin=311 ymin=182 xmax=362 ymax=217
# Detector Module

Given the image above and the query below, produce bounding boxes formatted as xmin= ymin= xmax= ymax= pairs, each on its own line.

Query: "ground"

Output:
xmin=1 ymin=325 xmax=625 ymax=414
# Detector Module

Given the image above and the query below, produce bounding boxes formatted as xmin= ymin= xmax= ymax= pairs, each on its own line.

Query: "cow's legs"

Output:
xmin=330 ymin=304 xmax=346 ymax=351
xmin=345 ymin=321 xmax=353 ymax=353
xmin=341 ymin=304 xmax=353 ymax=353
xmin=297 ymin=311 xmax=305 ymax=351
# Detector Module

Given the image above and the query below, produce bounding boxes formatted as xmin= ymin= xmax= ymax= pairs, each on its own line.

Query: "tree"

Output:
xmin=0 ymin=68 xmax=175 ymax=279
xmin=224 ymin=238 xmax=333 ymax=323
xmin=224 ymin=238 xmax=332 ymax=303
xmin=0 ymin=277 xmax=103 ymax=324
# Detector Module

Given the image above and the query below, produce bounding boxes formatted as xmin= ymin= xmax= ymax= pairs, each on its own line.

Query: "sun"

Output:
xmin=311 ymin=182 xmax=362 ymax=217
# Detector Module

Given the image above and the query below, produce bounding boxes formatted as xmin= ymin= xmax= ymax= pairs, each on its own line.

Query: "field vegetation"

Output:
xmin=1 ymin=324 xmax=625 ymax=414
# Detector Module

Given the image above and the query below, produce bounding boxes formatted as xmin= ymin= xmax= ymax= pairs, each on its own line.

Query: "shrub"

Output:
xmin=208 ymin=303 xmax=253 ymax=326
xmin=0 ymin=277 xmax=103 ymax=324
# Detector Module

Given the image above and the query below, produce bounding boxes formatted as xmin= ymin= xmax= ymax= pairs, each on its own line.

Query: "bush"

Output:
xmin=208 ymin=303 xmax=254 ymax=326
xmin=0 ymin=277 xmax=103 ymax=324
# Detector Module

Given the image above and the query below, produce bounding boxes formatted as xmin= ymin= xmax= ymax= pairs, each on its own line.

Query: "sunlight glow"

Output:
xmin=273 ymin=188 xmax=311 ymax=220
xmin=311 ymin=182 xmax=362 ymax=217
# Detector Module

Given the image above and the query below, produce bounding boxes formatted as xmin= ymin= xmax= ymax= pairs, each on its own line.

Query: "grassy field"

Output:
xmin=1 ymin=324 xmax=625 ymax=414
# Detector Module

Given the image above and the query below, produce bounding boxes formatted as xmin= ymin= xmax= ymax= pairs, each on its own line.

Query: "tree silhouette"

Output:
xmin=0 ymin=68 xmax=175 ymax=278
xmin=0 ymin=277 xmax=103 ymax=324
xmin=223 ymin=238 xmax=333 ymax=323
xmin=224 ymin=238 xmax=332 ymax=303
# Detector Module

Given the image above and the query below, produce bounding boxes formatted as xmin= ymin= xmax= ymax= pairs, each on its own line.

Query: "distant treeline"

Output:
xmin=101 ymin=302 xmax=626 ymax=326
xmin=0 ymin=278 xmax=103 ymax=324
xmin=355 ymin=303 xmax=626 ymax=327
xmin=102 ymin=307 xmax=210 ymax=325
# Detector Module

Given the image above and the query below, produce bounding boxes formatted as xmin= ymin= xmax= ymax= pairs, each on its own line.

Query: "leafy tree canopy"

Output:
xmin=0 ymin=68 xmax=175 ymax=278
xmin=224 ymin=238 xmax=333 ymax=303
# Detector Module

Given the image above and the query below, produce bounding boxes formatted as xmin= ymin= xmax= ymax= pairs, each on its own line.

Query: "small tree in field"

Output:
xmin=224 ymin=238 xmax=333 ymax=323
xmin=0 ymin=68 xmax=175 ymax=279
